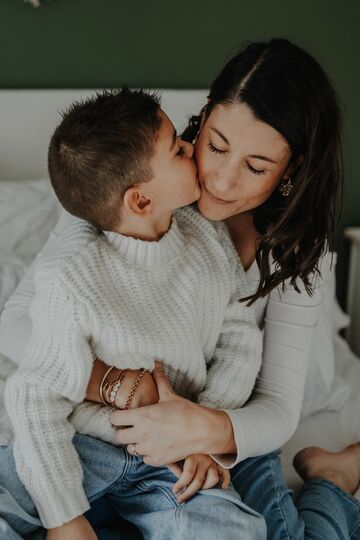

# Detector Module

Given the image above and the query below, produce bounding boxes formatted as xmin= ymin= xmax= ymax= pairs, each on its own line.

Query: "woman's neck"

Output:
xmin=225 ymin=211 xmax=261 ymax=271
xmin=225 ymin=211 xmax=254 ymax=240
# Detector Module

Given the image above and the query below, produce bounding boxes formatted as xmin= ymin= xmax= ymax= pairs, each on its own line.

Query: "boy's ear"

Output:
xmin=123 ymin=186 xmax=153 ymax=216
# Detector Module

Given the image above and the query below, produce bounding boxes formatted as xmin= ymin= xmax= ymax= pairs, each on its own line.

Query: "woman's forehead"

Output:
xmin=208 ymin=103 xmax=290 ymax=159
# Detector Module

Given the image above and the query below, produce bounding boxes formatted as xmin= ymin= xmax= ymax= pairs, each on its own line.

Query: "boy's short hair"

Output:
xmin=48 ymin=88 xmax=161 ymax=230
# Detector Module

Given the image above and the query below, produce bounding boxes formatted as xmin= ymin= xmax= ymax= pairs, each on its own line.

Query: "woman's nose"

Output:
xmin=212 ymin=173 xmax=234 ymax=194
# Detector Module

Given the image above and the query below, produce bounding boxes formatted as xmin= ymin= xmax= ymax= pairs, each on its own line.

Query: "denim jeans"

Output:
xmin=230 ymin=449 xmax=360 ymax=540
xmin=0 ymin=433 xmax=266 ymax=540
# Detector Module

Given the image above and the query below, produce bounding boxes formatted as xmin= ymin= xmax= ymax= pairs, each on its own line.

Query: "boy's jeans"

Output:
xmin=0 ymin=433 xmax=266 ymax=540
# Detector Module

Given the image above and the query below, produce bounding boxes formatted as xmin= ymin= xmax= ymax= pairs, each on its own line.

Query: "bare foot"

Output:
xmin=293 ymin=443 xmax=360 ymax=494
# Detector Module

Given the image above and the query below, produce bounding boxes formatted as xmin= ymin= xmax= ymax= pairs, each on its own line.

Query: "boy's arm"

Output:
xmin=85 ymin=357 xmax=159 ymax=408
xmin=4 ymin=269 xmax=94 ymax=530
xmin=196 ymin=282 xmax=263 ymax=410
xmin=196 ymin=226 xmax=263 ymax=410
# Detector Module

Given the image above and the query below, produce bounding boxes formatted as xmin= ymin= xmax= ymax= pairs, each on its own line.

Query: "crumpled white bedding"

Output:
xmin=0 ymin=178 xmax=59 ymax=312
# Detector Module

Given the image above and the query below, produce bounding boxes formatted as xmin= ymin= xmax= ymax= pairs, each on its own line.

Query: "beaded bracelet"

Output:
xmin=124 ymin=368 xmax=148 ymax=410
xmin=103 ymin=370 xmax=126 ymax=407
xmin=99 ymin=366 xmax=126 ymax=407
xmin=99 ymin=366 xmax=115 ymax=406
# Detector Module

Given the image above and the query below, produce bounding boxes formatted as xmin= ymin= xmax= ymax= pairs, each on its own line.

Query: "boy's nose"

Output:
xmin=183 ymin=140 xmax=194 ymax=158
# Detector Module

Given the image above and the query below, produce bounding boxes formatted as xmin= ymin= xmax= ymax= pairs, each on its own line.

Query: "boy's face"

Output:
xmin=142 ymin=110 xmax=201 ymax=214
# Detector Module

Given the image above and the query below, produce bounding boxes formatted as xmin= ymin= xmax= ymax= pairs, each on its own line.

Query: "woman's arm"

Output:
xmin=110 ymin=261 xmax=329 ymax=468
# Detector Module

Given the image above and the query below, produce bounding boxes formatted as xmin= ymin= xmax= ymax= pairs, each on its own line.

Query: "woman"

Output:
xmin=83 ymin=37 xmax=360 ymax=538
xmin=1 ymin=38 xmax=360 ymax=539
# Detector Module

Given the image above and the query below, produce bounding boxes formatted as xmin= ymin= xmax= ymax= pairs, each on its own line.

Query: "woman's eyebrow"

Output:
xmin=209 ymin=126 xmax=229 ymax=145
xmin=249 ymin=154 xmax=278 ymax=164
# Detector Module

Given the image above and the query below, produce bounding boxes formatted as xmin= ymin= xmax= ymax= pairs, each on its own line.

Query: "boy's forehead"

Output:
xmin=159 ymin=109 xmax=175 ymax=132
xmin=157 ymin=109 xmax=176 ymax=146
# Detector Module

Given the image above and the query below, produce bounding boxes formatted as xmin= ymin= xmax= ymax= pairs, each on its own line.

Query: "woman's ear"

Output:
xmin=123 ymin=186 xmax=153 ymax=216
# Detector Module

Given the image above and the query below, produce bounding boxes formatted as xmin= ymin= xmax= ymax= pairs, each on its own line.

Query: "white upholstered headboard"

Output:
xmin=0 ymin=89 xmax=207 ymax=181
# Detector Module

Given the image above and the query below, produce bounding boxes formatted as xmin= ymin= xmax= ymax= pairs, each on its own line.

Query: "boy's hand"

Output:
xmin=168 ymin=454 xmax=231 ymax=503
xmin=46 ymin=515 xmax=98 ymax=540
xmin=114 ymin=369 xmax=159 ymax=409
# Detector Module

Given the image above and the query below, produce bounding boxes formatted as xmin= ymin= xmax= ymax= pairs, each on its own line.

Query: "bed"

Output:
xmin=0 ymin=89 xmax=359 ymax=499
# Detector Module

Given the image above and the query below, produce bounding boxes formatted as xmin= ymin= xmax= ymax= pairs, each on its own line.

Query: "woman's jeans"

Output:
xmin=0 ymin=434 xmax=266 ymax=540
xmin=231 ymin=449 xmax=360 ymax=540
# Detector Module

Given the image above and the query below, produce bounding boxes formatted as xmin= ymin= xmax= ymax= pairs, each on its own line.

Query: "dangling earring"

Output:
xmin=279 ymin=177 xmax=293 ymax=197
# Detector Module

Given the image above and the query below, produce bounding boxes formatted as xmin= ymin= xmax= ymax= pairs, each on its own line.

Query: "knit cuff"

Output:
xmin=33 ymin=484 xmax=90 ymax=529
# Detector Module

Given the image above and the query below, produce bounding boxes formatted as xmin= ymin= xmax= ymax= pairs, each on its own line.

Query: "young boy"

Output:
xmin=4 ymin=89 xmax=263 ymax=538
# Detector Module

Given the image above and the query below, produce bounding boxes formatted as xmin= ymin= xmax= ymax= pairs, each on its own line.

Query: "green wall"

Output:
xmin=1 ymin=0 xmax=359 ymax=306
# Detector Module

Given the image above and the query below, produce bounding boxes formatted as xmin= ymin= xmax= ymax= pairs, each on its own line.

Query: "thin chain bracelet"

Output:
xmin=124 ymin=368 xmax=148 ymax=410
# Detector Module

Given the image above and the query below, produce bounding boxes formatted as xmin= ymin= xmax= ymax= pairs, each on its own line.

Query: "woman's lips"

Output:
xmin=200 ymin=179 xmax=235 ymax=205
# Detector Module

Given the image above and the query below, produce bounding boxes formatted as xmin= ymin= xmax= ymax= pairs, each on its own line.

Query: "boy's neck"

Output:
xmin=113 ymin=211 xmax=173 ymax=241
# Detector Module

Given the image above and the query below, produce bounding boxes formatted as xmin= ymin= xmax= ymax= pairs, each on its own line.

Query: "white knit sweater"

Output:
xmin=4 ymin=206 xmax=262 ymax=529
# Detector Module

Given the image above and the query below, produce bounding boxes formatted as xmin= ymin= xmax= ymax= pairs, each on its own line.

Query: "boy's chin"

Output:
xmin=192 ymin=185 xmax=202 ymax=202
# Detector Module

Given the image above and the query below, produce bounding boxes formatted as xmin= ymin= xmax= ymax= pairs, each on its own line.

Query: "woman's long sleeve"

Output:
xmin=212 ymin=259 xmax=330 ymax=468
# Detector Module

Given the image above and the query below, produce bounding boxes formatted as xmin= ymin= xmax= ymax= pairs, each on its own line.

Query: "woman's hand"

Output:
xmin=167 ymin=454 xmax=231 ymax=503
xmin=110 ymin=361 xmax=236 ymax=466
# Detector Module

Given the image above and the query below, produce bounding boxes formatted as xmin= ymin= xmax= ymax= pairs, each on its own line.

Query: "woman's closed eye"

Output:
xmin=207 ymin=141 xmax=227 ymax=155
xmin=207 ymin=141 xmax=265 ymax=175
xmin=246 ymin=163 xmax=265 ymax=175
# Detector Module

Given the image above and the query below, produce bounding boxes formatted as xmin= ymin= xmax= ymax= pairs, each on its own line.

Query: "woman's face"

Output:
xmin=194 ymin=102 xmax=293 ymax=221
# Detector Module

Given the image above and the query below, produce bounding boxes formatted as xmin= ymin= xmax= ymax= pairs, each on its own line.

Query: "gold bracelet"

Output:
xmin=99 ymin=366 xmax=116 ymax=405
xmin=124 ymin=368 xmax=148 ymax=410
xmin=103 ymin=370 xmax=126 ymax=407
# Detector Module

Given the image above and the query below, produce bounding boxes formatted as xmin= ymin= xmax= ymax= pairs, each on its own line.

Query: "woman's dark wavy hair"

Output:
xmin=183 ymin=38 xmax=343 ymax=304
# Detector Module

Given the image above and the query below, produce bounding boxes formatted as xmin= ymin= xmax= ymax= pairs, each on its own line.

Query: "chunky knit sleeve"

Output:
xmin=196 ymin=264 xmax=263 ymax=410
xmin=196 ymin=220 xmax=263 ymax=408
xmin=4 ymin=268 xmax=94 ymax=529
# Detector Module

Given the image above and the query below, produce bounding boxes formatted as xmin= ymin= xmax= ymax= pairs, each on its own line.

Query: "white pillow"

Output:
xmin=0 ymin=178 xmax=60 ymax=313
xmin=301 ymin=253 xmax=351 ymax=419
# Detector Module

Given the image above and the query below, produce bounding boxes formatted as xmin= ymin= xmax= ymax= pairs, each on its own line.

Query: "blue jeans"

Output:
xmin=0 ymin=434 xmax=266 ymax=540
xmin=230 ymin=449 xmax=360 ymax=540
